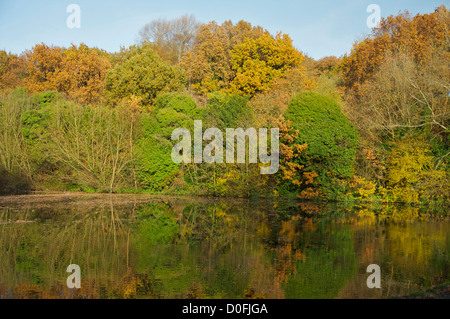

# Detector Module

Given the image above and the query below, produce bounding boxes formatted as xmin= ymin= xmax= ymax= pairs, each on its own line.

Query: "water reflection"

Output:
xmin=0 ymin=197 xmax=448 ymax=299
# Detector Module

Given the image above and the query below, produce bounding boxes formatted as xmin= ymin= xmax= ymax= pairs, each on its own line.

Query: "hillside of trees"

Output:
xmin=0 ymin=7 xmax=448 ymax=206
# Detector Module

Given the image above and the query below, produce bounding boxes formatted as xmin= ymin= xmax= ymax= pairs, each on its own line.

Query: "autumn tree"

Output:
xmin=23 ymin=43 xmax=64 ymax=93
xmin=353 ymin=49 xmax=449 ymax=145
xmin=249 ymin=67 xmax=315 ymax=129
xmin=22 ymin=43 xmax=111 ymax=104
xmin=55 ymin=44 xmax=112 ymax=104
xmin=340 ymin=5 xmax=448 ymax=95
xmin=277 ymin=116 xmax=318 ymax=198
xmin=0 ymin=51 xmax=26 ymax=93
xmin=341 ymin=6 xmax=449 ymax=188
xmin=229 ymin=33 xmax=304 ymax=96
xmin=181 ymin=20 xmax=304 ymax=96
xmin=314 ymin=56 xmax=341 ymax=76
xmin=180 ymin=20 xmax=269 ymax=94
xmin=138 ymin=14 xmax=201 ymax=64
xmin=382 ymin=135 xmax=448 ymax=203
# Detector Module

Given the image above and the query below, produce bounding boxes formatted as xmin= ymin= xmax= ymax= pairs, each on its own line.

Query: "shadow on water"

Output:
xmin=0 ymin=196 xmax=448 ymax=299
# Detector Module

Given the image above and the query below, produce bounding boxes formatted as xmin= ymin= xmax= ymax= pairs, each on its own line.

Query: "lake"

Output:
xmin=0 ymin=194 xmax=448 ymax=299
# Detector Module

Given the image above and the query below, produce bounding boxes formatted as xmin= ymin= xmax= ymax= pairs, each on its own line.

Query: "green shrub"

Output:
xmin=104 ymin=44 xmax=186 ymax=106
xmin=284 ymin=91 xmax=359 ymax=195
xmin=135 ymin=93 xmax=203 ymax=190
xmin=204 ymin=92 xmax=252 ymax=129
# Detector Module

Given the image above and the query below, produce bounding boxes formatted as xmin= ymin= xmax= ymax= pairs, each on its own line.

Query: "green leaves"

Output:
xmin=284 ymin=91 xmax=359 ymax=190
xmin=104 ymin=43 xmax=186 ymax=106
xmin=135 ymin=93 xmax=202 ymax=190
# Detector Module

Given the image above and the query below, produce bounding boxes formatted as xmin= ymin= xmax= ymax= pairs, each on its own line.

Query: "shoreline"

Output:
xmin=0 ymin=190 xmax=448 ymax=209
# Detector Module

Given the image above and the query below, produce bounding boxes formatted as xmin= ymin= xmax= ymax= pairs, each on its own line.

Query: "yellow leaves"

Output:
xmin=383 ymin=135 xmax=448 ymax=203
xmin=303 ymin=172 xmax=318 ymax=185
xmin=230 ymin=33 xmax=303 ymax=96
xmin=120 ymin=95 xmax=143 ymax=116
xmin=299 ymin=187 xmax=321 ymax=199
xmin=181 ymin=20 xmax=304 ymax=96
xmin=388 ymin=138 xmax=433 ymax=185
xmin=349 ymin=175 xmax=377 ymax=199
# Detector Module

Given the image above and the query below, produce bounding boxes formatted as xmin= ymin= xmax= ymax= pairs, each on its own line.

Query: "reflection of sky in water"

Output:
xmin=0 ymin=197 xmax=448 ymax=299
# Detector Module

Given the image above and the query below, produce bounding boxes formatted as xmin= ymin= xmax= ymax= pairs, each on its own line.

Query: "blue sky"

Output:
xmin=0 ymin=0 xmax=447 ymax=59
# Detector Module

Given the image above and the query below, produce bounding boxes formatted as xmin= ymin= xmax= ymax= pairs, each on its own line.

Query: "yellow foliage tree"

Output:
xmin=384 ymin=136 xmax=447 ymax=203
xmin=181 ymin=20 xmax=303 ymax=96
xmin=229 ymin=33 xmax=304 ymax=96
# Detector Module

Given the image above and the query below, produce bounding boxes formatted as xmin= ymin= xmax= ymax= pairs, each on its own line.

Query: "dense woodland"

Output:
xmin=0 ymin=6 xmax=448 ymax=206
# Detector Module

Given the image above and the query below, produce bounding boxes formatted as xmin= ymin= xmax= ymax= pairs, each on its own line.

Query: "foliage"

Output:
xmin=249 ymin=67 xmax=315 ymax=128
xmin=204 ymin=92 xmax=252 ymax=129
xmin=382 ymin=135 xmax=448 ymax=203
xmin=229 ymin=33 xmax=304 ymax=96
xmin=277 ymin=117 xmax=315 ymax=196
xmin=0 ymin=51 xmax=26 ymax=93
xmin=181 ymin=20 xmax=303 ymax=96
xmin=135 ymin=92 xmax=202 ymax=190
xmin=104 ymin=43 xmax=186 ymax=106
xmin=349 ymin=48 xmax=449 ymax=147
xmin=23 ymin=43 xmax=111 ymax=104
xmin=284 ymin=92 xmax=359 ymax=195
xmin=1 ymin=90 xmax=136 ymax=192
xmin=340 ymin=5 xmax=448 ymax=95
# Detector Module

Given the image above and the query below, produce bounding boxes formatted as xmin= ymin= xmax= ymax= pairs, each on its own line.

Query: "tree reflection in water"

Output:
xmin=0 ymin=197 xmax=448 ymax=299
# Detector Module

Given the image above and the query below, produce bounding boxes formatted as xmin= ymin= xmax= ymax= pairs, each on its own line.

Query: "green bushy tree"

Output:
xmin=104 ymin=43 xmax=186 ymax=106
xmin=135 ymin=92 xmax=203 ymax=190
xmin=283 ymin=91 xmax=359 ymax=196
xmin=204 ymin=92 xmax=252 ymax=129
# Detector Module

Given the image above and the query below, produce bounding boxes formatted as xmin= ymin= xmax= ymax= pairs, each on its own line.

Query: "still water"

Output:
xmin=0 ymin=195 xmax=448 ymax=299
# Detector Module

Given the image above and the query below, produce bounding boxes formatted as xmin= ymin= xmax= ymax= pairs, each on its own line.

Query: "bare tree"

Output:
xmin=48 ymin=101 xmax=135 ymax=192
xmin=352 ymin=49 xmax=449 ymax=144
xmin=138 ymin=14 xmax=200 ymax=63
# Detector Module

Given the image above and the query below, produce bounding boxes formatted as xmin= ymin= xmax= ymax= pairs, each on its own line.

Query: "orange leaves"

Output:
xmin=0 ymin=51 xmax=26 ymax=93
xmin=278 ymin=116 xmax=321 ymax=198
xmin=23 ymin=43 xmax=111 ymax=104
xmin=303 ymin=172 xmax=318 ymax=185
xmin=341 ymin=6 xmax=449 ymax=94
xmin=23 ymin=43 xmax=64 ymax=93
xmin=279 ymin=117 xmax=308 ymax=185
xmin=59 ymin=44 xmax=111 ymax=104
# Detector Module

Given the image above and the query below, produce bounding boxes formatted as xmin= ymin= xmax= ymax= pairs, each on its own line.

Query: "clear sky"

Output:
xmin=0 ymin=0 xmax=447 ymax=59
